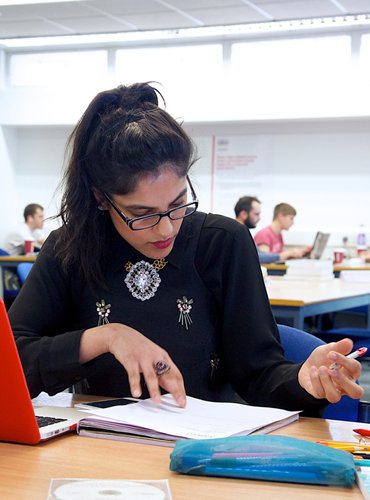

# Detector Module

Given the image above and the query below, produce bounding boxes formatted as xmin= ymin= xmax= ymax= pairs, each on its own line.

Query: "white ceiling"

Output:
xmin=0 ymin=0 xmax=370 ymax=40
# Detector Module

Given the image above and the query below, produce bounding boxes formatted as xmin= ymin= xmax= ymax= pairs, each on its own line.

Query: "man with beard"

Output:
xmin=234 ymin=196 xmax=306 ymax=263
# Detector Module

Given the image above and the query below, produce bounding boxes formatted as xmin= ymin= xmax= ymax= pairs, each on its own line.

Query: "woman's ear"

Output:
xmin=91 ymin=187 xmax=108 ymax=210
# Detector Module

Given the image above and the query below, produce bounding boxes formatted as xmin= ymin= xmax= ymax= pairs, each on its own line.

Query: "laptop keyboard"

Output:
xmin=36 ymin=415 xmax=67 ymax=428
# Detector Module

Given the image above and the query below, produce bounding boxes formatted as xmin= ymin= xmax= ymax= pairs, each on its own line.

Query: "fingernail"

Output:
xmin=132 ymin=390 xmax=141 ymax=398
xmin=177 ymin=396 xmax=186 ymax=408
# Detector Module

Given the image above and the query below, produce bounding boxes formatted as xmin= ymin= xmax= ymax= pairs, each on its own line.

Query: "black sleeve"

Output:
xmin=195 ymin=214 xmax=327 ymax=414
xmin=8 ymin=231 xmax=90 ymax=398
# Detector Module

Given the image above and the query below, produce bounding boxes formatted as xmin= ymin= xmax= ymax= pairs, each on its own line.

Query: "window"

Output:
xmin=9 ymin=50 xmax=107 ymax=87
xmin=230 ymin=36 xmax=351 ymax=111
xmin=115 ymin=44 xmax=223 ymax=106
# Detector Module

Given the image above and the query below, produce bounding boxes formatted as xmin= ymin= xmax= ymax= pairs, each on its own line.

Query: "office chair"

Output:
xmin=17 ymin=262 xmax=33 ymax=285
xmin=0 ymin=248 xmax=20 ymax=304
xmin=277 ymin=324 xmax=361 ymax=422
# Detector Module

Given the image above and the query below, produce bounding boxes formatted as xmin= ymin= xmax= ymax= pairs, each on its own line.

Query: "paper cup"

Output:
xmin=333 ymin=248 xmax=345 ymax=264
xmin=24 ymin=240 xmax=34 ymax=255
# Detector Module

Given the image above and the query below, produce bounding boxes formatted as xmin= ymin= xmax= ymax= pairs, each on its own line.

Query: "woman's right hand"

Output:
xmin=79 ymin=323 xmax=186 ymax=407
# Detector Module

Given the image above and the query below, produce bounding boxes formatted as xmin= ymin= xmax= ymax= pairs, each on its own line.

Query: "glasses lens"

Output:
xmin=130 ymin=202 xmax=198 ymax=230
xmin=131 ymin=215 xmax=161 ymax=230
xmin=170 ymin=202 xmax=197 ymax=220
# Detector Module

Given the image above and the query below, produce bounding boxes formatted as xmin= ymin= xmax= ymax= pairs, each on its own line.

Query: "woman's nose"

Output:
xmin=154 ymin=215 xmax=173 ymax=238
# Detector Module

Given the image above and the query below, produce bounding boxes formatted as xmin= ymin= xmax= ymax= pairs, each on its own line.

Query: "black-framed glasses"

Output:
xmin=103 ymin=176 xmax=199 ymax=231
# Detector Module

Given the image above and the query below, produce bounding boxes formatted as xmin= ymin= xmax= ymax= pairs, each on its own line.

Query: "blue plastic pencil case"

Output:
xmin=169 ymin=435 xmax=355 ymax=486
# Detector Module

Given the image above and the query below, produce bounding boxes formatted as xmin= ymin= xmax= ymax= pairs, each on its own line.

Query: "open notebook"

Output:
xmin=0 ymin=299 xmax=84 ymax=444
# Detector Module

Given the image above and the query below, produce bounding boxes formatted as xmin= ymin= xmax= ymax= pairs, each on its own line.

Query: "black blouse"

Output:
xmin=9 ymin=211 xmax=326 ymax=414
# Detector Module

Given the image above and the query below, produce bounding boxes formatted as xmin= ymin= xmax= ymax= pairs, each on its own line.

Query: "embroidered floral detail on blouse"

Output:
xmin=96 ymin=299 xmax=111 ymax=326
xmin=177 ymin=296 xmax=193 ymax=330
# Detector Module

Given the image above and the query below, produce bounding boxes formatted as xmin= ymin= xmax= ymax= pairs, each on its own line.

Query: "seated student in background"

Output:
xmin=5 ymin=203 xmax=45 ymax=255
xmin=254 ymin=202 xmax=310 ymax=259
xmin=234 ymin=196 xmax=308 ymax=263
xmin=9 ymin=82 xmax=363 ymax=416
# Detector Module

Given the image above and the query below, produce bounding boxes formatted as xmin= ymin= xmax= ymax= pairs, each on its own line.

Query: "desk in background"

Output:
xmin=0 ymin=255 xmax=36 ymax=300
xmin=263 ymin=262 xmax=287 ymax=276
xmin=267 ymin=276 xmax=370 ymax=330
xmin=0 ymin=392 xmax=366 ymax=499
xmin=334 ymin=262 xmax=370 ymax=277
xmin=335 ymin=262 xmax=370 ymax=272
xmin=263 ymin=261 xmax=370 ymax=278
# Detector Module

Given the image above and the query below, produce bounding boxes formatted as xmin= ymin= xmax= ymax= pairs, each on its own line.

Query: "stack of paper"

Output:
xmin=285 ymin=259 xmax=334 ymax=280
xmin=76 ymin=394 xmax=300 ymax=447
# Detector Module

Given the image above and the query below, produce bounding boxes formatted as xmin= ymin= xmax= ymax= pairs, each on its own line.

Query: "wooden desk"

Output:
xmin=262 ymin=263 xmax=287 ymax=276
xmin=0 ymin=255 xmax=36 ymax=299
xmin=264 ymin=262 xmax=370 ymax=278
xmin=0 ymin=393 xmax=368 ymax=499
xmin=334 ymin=262 xmax=370 ymax=278
xmin=267 ymin=276 xmax=370 ymax=329
xmin=335 ymin=262 xmax=370 ymax=272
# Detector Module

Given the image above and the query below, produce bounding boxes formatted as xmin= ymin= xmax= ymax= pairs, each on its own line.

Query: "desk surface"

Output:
xmin=263 ymin=261 xmax=370 ymax=275
xmin=335 ymin=262 xmax=370 ymax=272
xmin=0 ymin=393 xmax=368 ymax=499
xmin=0 ymin=255 xmax=37 ymax=263
xmin=267 ymin=276 xmax=370 ymax=307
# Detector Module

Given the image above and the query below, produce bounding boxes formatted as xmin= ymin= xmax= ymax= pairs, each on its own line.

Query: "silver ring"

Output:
xmin=153 ymin=361 xmax=171 ymax=376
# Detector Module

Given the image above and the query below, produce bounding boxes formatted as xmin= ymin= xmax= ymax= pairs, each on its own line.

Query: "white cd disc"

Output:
xmin=52 ymin=480 xmax=166 ymax=500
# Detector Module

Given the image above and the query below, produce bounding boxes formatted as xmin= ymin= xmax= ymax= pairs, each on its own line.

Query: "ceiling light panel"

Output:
xmin=185 ymin=5 xmax=266 ymax=25
xmin=0 ymin=2 xmax=90 ymax=20
xmin=247 ymin=0 xmax=346 ymax=19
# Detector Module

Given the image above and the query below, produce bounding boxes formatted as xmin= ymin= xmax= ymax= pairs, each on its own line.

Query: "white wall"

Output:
xmin=1 ymin=119 xmax=369 ymax=255
xmin=188 ymin=119 xmax=370 ymax=253
xmin=0 ymin=127 xmax=18 ymax=243
xmin=1 ymin=32 xmax=370 ymax=254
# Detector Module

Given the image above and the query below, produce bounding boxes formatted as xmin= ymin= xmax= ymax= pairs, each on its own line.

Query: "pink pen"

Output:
xmin=329 ymin=347 xmax=368 ymax=370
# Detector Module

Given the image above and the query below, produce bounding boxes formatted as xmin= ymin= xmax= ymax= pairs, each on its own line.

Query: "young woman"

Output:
xmin=9 ymin=83 xmax=363 ymax=415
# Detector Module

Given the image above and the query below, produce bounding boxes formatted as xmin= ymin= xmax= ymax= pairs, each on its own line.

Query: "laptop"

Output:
xmin=0 ymin=299 xmax=85 ymax=444
xmin=306 ymin=231 xmax=330 ymax=260
xmin=274 ymin=231 xmax=330 ymax=264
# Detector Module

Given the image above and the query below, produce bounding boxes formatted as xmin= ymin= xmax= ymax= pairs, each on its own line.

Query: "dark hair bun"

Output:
xmin=116 ymin=82 xmax=163 ymax=111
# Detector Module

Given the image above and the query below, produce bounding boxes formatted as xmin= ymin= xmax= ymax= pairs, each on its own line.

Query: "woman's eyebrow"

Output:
xmin=125 ymin=187 xmax=188 ymax=211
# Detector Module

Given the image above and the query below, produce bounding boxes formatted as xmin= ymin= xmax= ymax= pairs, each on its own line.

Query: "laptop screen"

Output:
xmin=0 ymin=299 xmax=41 ymax=444
xmin=0 ymin=299 xmax=91 ymax=444
xmin=309 ymin=231 xmax=330 ymax=260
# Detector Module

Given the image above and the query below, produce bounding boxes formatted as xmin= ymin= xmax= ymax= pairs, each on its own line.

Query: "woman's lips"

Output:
xmin=152 ymin=238 xmax=173 ymax=249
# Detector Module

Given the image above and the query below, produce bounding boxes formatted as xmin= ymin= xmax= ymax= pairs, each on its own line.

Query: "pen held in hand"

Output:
xmin=329 ymin=346 xmax=367 ymax=370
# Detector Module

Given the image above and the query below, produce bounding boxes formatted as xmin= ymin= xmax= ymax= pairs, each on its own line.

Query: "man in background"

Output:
xmin=5 ymin=203 xmax=45 ymax=255
xmin=254 ymin=202 xmax=309 ymax=260
xmin=234 ymin=196 xmax=307 ymax=263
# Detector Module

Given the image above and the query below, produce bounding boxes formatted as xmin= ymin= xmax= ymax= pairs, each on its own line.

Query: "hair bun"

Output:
xmin=116 ymin=82 xmax=163 ymax=111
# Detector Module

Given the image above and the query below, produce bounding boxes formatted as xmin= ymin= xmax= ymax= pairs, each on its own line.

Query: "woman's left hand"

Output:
xmin=298 ymin=338 xmax=364 ymax=402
